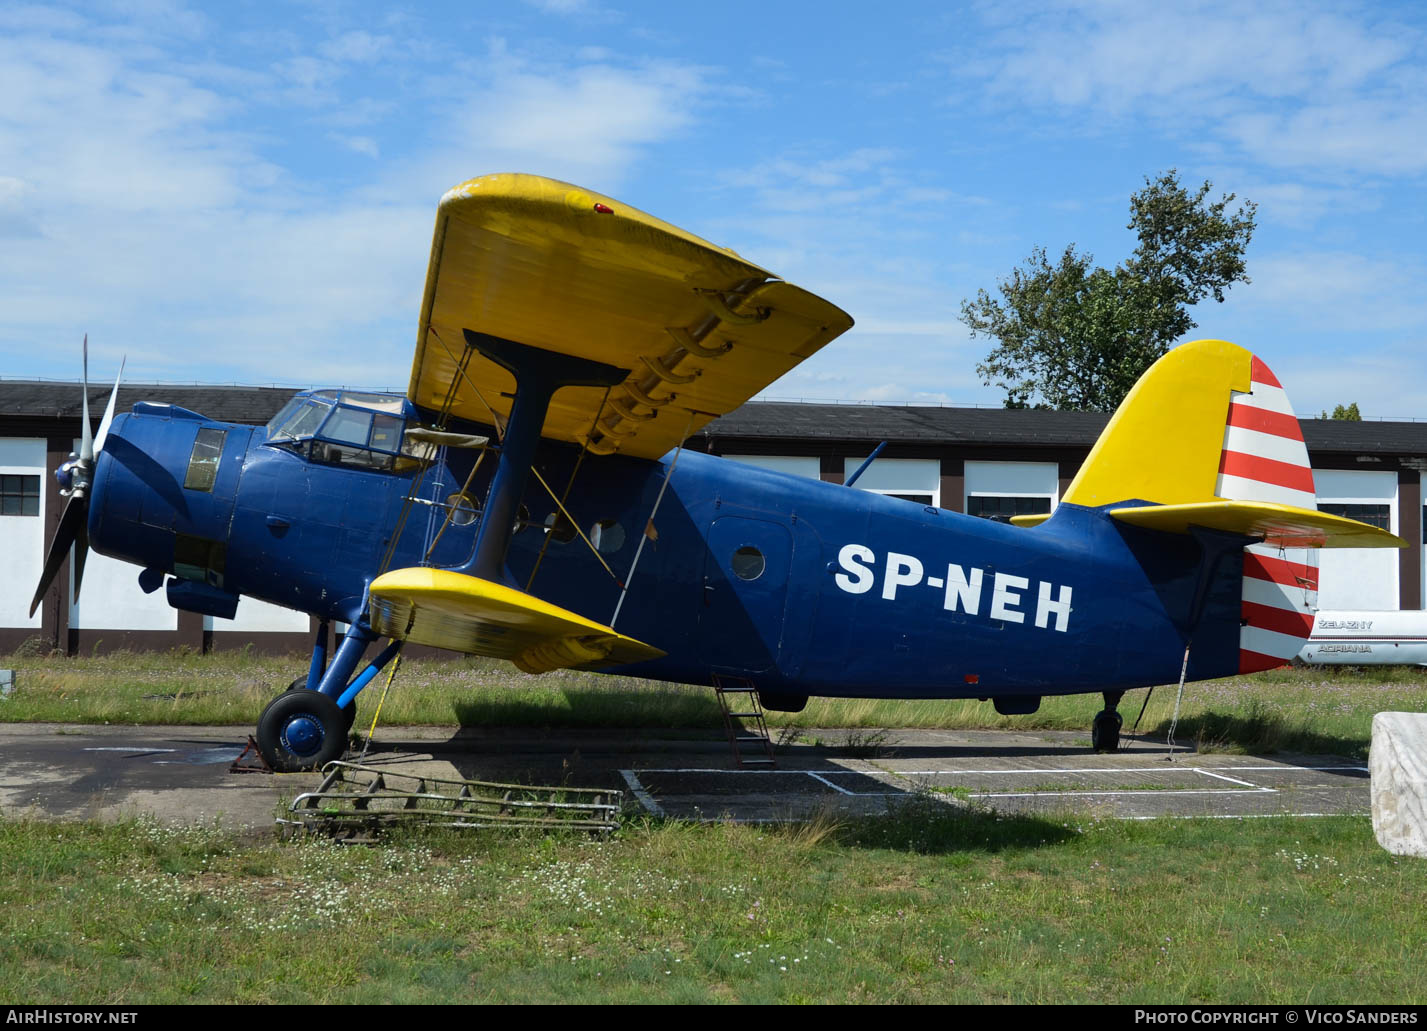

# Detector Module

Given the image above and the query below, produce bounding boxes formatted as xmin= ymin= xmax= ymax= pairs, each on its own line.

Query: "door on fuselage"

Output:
xmin=700 ymin=515 xmax=793 ymax=673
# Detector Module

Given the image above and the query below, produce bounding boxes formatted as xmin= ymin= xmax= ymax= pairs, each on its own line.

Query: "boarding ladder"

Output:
xmin=712 ymin=674 xmax=776 ymax=768
xmin=279 ymin=761 xmax=623 ymax=839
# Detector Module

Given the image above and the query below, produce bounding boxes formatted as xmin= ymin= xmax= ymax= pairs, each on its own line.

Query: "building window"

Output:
xmin=0 ymin=474 xmax=40 ymax=516
xmin=1320 ymin=503 xmax=1391 ymax=531
xmin=967 ymin=495 xmax=1053 ymax=521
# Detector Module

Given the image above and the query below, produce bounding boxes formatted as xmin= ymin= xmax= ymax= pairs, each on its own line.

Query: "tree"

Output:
xmin=1321 ymin=403 xmax=1362 ymax=420
xmin=960 ymin=170 xmax=1257 ymax=411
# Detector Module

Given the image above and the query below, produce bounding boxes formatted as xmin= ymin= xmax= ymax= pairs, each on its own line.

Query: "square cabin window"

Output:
xmin=0 ymin=474 xmax=40 ymax=516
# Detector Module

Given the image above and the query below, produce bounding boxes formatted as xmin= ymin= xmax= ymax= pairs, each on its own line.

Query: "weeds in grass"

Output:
xmin=3 ymin=811 xmax=1424 ymax=1003
xmin=3 ymin=651 xmax=1423 ymax=759
xmin=837 ymin=727 xmax=896 ymax=758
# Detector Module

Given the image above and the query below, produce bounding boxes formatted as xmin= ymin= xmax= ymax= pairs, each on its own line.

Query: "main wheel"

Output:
xmin=1091 ymin=710 xmax=1123 ymax=753
xmin=285 ymin=677 xmax=357 ymax=732
xmin=256 ymin=689 xmax=349 ymax=772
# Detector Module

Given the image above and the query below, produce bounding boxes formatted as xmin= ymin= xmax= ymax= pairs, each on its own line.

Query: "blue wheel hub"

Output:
xmin=281 ymin=714 xmax=325 ymax=756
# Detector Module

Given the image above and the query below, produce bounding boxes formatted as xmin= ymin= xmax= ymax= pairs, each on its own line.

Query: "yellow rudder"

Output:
xmin=1060 ymin=339 xmax=1252 ymax=508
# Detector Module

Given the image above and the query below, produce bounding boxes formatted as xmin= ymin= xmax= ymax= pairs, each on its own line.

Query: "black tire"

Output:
xmin=1091 ymin=710 xmax=1123 ymax=753
xmin=256 ymin=689 xmax=349 ymax=772
xmin=286 ymin=676 xmax=357 ymax=732
xmin=758 ymin=691 xmax=809 ymax=713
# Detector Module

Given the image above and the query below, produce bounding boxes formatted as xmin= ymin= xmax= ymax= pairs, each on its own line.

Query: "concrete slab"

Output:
xmin=0 ymin=723 xmax=1372 ymax=828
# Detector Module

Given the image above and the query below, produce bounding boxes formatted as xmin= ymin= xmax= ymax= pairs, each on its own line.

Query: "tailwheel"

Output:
xmin=256 ymin=688 xmax=349 ymax=772
xmin=1091 ymin=691 xmax=1125 ymax=753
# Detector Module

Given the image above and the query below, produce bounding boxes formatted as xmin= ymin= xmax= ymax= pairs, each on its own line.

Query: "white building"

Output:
xmin=2 ymin=383 xmax=1423 ymax=653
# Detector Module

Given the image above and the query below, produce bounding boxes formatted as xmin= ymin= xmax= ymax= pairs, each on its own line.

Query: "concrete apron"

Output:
xmin=0 ymin=723 xmax=1370 ymax=829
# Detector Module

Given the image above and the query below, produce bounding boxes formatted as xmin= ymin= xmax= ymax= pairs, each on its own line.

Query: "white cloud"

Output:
xmin=0 ymin=6 xmax=721 ymax=387
xmin=466 ymin=60 xmax=706 ymax=183
xmin=1242 ymin=251 xmax=1427 ymax=333
xmin=318 ymin=30 xmax=390 ymax=64
xmin=964 ymin=0 xmax=1427 ymax=176
xmin=522 ymin=0 xmax=596 ymax=14
xmin=335 ymin=134 xmax=380 ymax=159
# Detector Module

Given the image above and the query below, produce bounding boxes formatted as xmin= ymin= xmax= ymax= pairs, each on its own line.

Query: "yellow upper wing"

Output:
xmin=408 ymin=174 xmax=854 ymax=459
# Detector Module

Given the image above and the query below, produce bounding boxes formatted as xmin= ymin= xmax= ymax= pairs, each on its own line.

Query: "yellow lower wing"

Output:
xmin=368 ymin=568 xmax=665 ymax=674
xmin=1104 ymin=501 xmax=1404 ymax=549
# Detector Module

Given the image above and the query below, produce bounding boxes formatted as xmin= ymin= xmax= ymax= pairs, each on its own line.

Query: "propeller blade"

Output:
xmin=72 ymin=519 xmax=90 ymax=606
xmin=80 ymin=334 xmax=94 ymax=463
xmin=92 ymin=356 xmax=125 ymax=455
xmin=29 ymin=493 xmax=88 ymax=617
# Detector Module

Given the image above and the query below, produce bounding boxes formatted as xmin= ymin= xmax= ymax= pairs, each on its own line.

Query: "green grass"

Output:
xmin=0 ymin=651 xmax=1421 ymax=753
xmin=2 ymin=809 xmax=1424 ymax=1003
xmin=2 ymin=650 xmax=1425 ymax=757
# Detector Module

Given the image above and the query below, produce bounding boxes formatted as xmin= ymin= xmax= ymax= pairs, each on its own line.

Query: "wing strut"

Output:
xmin=457 ymin=330 xmax=628 ymax=581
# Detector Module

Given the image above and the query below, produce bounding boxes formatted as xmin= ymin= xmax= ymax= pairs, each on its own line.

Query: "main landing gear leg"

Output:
xmin=1092 ymin=691 xmax=1125 ymax=753
xmin=257 ymin=622 xmax=377 ymax=772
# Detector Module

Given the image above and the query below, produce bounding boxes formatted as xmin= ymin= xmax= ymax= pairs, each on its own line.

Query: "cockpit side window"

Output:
xmin=322 ymin=406 xmax=374 ymax=446
xmin=264 ymin=392 xmax=413 ymax=474
xmin=370 ymin=413 xmax=403 ymax=453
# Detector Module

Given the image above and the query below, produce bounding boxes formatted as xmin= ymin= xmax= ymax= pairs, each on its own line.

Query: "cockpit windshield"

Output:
xmin=264 ymin=390 xmax=417 ymax=473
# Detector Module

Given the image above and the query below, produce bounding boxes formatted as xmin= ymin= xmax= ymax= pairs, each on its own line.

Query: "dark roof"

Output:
xmin=3 ymin=382 xmax=1425 ymax=456
xmin=0 ymin=380 xmax=301 ymax=425
xmin=700 ymin=401 xmax=1427 ymax=456
xmin=1299 ymin=419 xmax=1427 ymax=455
xmin=698 ymin=402 xmax=1110 ymax=447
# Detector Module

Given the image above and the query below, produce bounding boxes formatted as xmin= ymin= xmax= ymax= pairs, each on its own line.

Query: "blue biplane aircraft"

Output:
xmin=31 ymin=174 xmax=1404 ymax=770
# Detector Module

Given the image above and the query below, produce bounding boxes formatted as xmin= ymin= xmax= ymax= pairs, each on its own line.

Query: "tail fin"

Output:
xmin=1060 ymin=339 xmax=1312 ymax=510
xmin=1050 ymin=339 xmax=1401 ymax=673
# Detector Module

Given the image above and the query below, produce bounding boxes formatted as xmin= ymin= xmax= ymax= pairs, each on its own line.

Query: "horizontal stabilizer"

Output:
xmin=1104 ymin=501 xmax=1405 ymax=549
xmin=368 ymin=568 xmax=665 ymax=673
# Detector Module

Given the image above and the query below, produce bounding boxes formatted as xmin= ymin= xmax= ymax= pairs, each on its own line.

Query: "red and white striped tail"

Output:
xmin=1216 ymin=356 xmax=1319 ymax=673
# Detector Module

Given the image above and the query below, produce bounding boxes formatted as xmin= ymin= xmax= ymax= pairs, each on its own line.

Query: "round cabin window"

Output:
xmin=591 ymin=519 xmax=625 ymax=554
xmin=731 ymin=545 xmax=765 ymax=581
xmin=543 ymin=511 xmax=576 ymax=543
xmin=445 ymin=492 xmax=479 ymax=526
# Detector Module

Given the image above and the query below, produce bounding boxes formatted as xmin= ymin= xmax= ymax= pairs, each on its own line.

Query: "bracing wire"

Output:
xmin=357 ymin=645 xmax=404 ymax=763
xmin=610 ymin=410 xmax=694 ymax=628
xmin=526 ymin=388 xmax=613 ymax=592
xmin=529 ymin=465 xmax=623 ymax=588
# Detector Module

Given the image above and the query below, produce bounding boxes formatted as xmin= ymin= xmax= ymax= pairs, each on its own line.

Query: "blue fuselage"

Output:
xmin=87 ymin=398 xmax=1245 ymax=700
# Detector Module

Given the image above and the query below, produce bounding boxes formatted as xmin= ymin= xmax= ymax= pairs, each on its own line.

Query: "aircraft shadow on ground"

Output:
xmin=1147 ymin=709 xmax=1367 ymax=761
xmin=362 ymin=732 xmax=1084 ymax=855
xmin=449 ymin=688 xmax=725 ymax=729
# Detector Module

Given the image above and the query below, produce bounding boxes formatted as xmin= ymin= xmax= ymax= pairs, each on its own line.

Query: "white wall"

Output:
xmin=1316 ymin=468 xmax=1399 ymax=610
xmin=723 ymin=455 xmax=821 ymax=479
xmin=964 ymin=461 xmax=1060 ymax=509
xmin=0 ymin=439 xmax=46 ymax=629
xmin=843 ymin=457 xmax=941 ymax=506
xmin=206 ymin=597 xmax=310 ymax=633
xmin=71 ymin=551 xmax=179 ymax=630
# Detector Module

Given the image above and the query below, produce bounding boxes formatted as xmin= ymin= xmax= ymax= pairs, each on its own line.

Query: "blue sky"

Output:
xmin=2 ymin=0 xmax=1424 ymax=418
